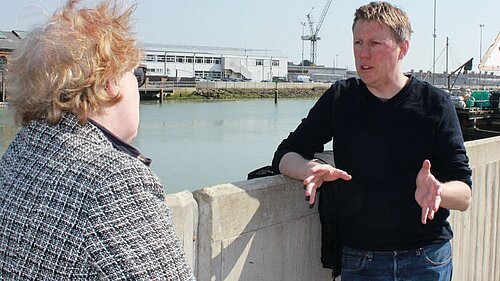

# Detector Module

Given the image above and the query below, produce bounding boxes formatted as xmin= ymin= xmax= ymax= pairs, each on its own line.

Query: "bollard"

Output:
xmin=274 ymin=81 xmax=278 ymax=104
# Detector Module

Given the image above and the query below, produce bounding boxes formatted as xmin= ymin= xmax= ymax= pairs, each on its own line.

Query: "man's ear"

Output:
xmin=105 ymin=78 xmax=120 ymax=97
xmin=398 ymin=40 xmax=410 ymax=60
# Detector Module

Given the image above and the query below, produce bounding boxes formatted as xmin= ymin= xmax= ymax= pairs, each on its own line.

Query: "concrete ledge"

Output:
xmin=465 ymin=135 xmax=500 ymax=168
xmin=165 ymin=191 xmax=198 ymax=273
xmin=193 ymin=175 xmax=331 ymax=281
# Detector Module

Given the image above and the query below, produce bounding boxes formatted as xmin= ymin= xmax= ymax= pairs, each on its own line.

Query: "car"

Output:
xmin=272 ymin=76 xmax=288 ymax=83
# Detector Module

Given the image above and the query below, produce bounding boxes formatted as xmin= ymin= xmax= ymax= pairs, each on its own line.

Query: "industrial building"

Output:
xmin=287 ymin=64 xmax=351 ymax=83
xmin=141 ymin=43 xmax=288 ymax=82
xmin=0 ymin=30 xmax=27 ymax=102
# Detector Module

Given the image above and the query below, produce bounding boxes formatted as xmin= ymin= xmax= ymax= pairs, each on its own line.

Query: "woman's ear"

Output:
xmin=105 ymin=78 xmax=120 ymax=97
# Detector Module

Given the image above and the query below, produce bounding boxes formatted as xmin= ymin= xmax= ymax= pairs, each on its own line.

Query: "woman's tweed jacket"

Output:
xmin=0 ymin=113 xmax=194 ymax=280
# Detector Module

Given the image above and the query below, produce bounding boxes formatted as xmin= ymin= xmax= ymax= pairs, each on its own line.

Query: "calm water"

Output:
xmin=0 ymin=99 xmax=322 ymax=194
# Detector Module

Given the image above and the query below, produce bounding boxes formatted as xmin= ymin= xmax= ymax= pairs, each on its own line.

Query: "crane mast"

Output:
xmin=301 ymin=0 xmax=333 ymax=65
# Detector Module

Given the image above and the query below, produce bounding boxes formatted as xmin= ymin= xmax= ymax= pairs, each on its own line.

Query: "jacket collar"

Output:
xmin=88 ymin=119 xmax=152 ymax=167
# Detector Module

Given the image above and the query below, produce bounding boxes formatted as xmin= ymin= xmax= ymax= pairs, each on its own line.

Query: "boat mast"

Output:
xmin=446 ymin=37 xmax=450 ymax=90
xmin=432 ymin=0 xmax=437 ymax=85
xmin=446 ymin=37 xmax=449 ymax=88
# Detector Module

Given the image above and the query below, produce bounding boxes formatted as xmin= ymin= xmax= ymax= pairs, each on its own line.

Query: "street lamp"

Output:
xmin=479 ymin=24 xmax=485 ymax=69
xmin=478 ymin=23 xmax=485 ymax=84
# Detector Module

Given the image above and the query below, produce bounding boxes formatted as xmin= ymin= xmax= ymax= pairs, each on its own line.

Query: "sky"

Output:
xmin=1 ymin=0 xmax=499 ymax=73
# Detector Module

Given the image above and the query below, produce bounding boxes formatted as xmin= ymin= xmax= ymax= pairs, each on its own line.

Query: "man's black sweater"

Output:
xmin=272 ymin=76 xmax=472 ymax=251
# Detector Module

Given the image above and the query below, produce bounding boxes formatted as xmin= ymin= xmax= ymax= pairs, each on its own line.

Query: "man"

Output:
xmin=272 ymin=2 xmax=472 ymax=280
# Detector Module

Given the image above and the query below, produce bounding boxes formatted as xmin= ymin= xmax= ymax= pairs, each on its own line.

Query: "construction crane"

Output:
xmin=301 ymin=0 xmax=333 ymax=65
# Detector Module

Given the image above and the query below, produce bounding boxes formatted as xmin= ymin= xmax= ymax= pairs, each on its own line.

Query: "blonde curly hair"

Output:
xmin=8 ymin=0 xmax=142 ymax=125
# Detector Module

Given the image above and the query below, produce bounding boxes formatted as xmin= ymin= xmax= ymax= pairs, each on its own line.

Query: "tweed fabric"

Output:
xmin=0 ymin=113 xmax=194 ymax=280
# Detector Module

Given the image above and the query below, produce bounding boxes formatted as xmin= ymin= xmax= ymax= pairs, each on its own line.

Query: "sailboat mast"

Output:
xmin=432 ymin=0 xmax=437 ymax=85
xmin=446 ymin=37 xmax=450 ymax=89
xmin=446 ymin=37 xmax=449 ymax=77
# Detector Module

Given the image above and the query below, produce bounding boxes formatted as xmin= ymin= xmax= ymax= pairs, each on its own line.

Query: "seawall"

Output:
xmin=166 ymin=136 xmax=500 ymax=281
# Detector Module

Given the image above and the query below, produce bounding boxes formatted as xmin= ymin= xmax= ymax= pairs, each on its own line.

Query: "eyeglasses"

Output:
xmin=134 ymin=66 xmax=147 ymax=87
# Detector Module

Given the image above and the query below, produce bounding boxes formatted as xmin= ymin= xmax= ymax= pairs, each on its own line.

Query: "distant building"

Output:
xmin=287 ymin=64 xmax=351 ymax=83
xmin=141 ymin=43 xmax=287 ymax=82
xmin=0 ymin=30 xmax=26 ymax=102
xmin=407 ymin=69 xmax=500 ymax=88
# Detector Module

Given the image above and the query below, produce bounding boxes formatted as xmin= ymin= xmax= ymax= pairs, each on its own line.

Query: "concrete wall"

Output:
xmin=165 ymin=136 xmax=500 ymax=281
xmin=193 ymin=176 xmax=331 ymax=281
xmin=449 ymin=136 xmax=500 ymax=281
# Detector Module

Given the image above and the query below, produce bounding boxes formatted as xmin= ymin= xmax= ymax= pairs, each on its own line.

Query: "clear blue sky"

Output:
xmin=1 ymin=0 xmax=498 ymax=73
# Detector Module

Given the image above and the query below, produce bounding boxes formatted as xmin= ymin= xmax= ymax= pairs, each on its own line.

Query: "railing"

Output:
xmin=196 ymin=81 xmax=331 ymax=90
xmin=142 ymin=81 xmax=195 ymax=89
xmin=139 ymin=81 xmax=332 ymax=96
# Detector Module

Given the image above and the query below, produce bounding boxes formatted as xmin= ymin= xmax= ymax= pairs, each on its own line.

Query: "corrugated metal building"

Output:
xmin=141 ymin=43 xmax=288 ymax=82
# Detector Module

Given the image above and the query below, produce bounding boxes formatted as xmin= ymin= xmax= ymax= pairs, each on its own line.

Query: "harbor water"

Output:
xmin=0 ymin=99 xmax=322 ymax=194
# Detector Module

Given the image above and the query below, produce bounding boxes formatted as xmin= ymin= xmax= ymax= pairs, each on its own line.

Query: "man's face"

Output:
xmin=353 ymin=20 xmax=407 ymax=90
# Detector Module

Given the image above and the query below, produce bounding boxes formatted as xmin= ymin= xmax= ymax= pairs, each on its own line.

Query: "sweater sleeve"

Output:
xmin=85 ymin=165 xmax=194 ymax=280
xmin=432 ymin=93 xmax=473 ymax=188
xmin=271 ymin=84 xmax=336 ymax=173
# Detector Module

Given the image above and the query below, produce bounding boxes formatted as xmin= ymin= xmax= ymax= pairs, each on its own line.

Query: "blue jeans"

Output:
xmin=341 ymin=241 xmax=452 ymax=281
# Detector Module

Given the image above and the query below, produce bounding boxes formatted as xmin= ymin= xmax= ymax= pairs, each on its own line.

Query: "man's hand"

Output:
xmin=304 ymin=164 xmax=352 ymax=206
xmin=415 ymin=159 xmax=443 ymax=224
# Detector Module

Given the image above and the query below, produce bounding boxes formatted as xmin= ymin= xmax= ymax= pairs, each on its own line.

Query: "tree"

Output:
xmin=300 ymin=60 xmax=313 ymax=66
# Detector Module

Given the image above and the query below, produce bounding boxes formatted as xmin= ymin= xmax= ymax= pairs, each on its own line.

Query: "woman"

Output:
xmin=0 ymin=1 xmax=194 ymax=280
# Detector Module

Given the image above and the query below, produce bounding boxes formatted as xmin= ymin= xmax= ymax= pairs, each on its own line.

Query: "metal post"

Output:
xmin=0 ymin=56 xmax=5 ymax=102
xmin=0 ymin=71 xmax=4 ymax=102
xmin=446 ymin=37 xmax=449 ymax=89
xmin=432 ymin=0 xmax=437 ymax=85
xmin=274 ymin=81 xmax=278 ymax=104
xmin=479 ymin=24 xmax=485 ymax=84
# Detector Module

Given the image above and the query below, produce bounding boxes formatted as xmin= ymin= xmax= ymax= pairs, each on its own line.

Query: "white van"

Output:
xmin=295 ymin=75 xmax=312 ymax=83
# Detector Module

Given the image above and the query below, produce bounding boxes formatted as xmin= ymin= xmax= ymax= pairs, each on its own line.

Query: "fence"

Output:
xmin=141 ymin=81 xmax=331 ymax=91
xmin=196 ymin=81 xmax=331 ymax=90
